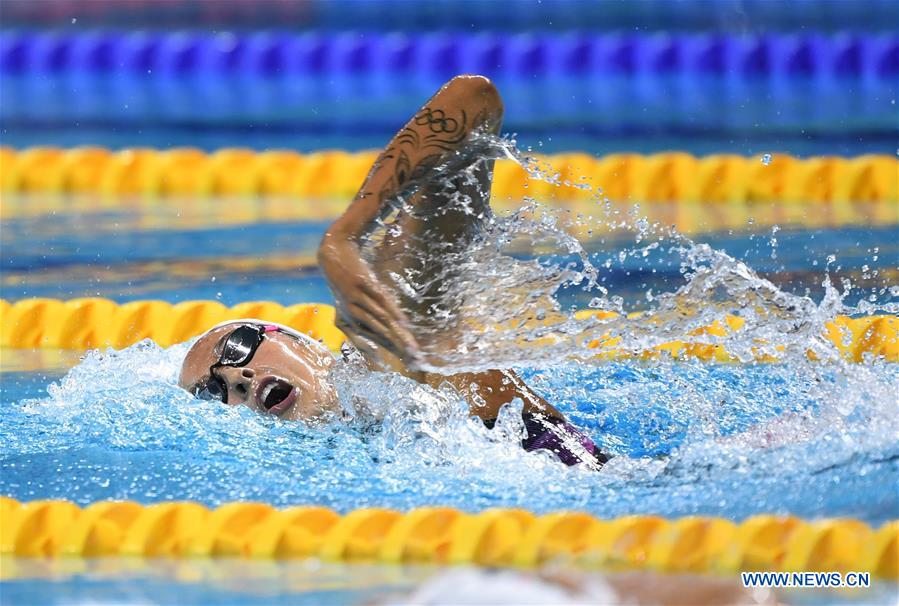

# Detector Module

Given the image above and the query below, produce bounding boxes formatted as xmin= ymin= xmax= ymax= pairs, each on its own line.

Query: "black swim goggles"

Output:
xmin=195 ymin=323 xmax=280 ymax=404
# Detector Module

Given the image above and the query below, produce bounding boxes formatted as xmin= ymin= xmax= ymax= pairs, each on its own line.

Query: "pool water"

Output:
xmin=1 ymin=559 xmax=895 ymax=606
xmin=2 ymin=71 xmax=896 ymax=155
xmin=2 ymin=182 xmax=897 ymax=525
xmin=0 ymin=559 xmax=432 ymax=606
xmin=1 ymin=346 xmax=897 ymax=524
xmin=2 ymin=198 xmax=895 ymax=309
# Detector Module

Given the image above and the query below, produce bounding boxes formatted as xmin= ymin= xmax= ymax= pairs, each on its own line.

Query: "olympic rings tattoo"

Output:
xmin=414 ymin=108 xmax=460 ymax=134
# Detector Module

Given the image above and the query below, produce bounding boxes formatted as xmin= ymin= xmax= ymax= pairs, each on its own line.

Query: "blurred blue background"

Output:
xmin=3 ymin=1 xmax=896 ymax=308
xmin=2 ymin=0 xmax=896 ymax=155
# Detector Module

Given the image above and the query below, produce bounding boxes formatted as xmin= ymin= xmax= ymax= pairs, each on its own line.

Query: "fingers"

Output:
xmin=344 ymin=305 xmax=395 ymax=353
xmin=337 ymin=263 xmax=419 ymax=354
xmin=345 ymin=303 xmax=421 ymax=368
xmin=340 ymin=273 xmax=422 ymax=364
xmin=359 ymin=282 xmax=418 ymax=349
xmin=362 ymin=300 xmax=419 ymax=357
xmin=323 ymin=243 xmax=424 ymax=369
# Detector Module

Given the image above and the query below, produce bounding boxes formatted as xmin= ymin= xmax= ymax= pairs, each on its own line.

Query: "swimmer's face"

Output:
xmin=179 ymin=323 xmax=337 ymax=421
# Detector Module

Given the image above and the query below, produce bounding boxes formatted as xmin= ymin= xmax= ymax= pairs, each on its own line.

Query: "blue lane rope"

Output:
xmin=2 ymin=31 xmax=897 ymax=80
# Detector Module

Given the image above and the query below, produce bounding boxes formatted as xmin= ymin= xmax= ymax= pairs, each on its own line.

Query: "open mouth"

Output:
xmin=256 ymin=377 xmax=297 ymax=416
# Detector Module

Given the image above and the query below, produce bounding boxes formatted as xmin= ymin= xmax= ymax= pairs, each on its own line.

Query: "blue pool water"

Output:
xmin=2 ymin=202 xmax=895 ymax=309
xmin=3 ymin=560 xmax=894 ymax=606
xmin=2 ymin=72 xmax=895 ymax=155
xmin=0 ymin=560 xmax=432 ymax=605
xmin=2 ymin=344 xmax=897 ymax=524
xmin=2 ymin=192 xmax=897 ymax=525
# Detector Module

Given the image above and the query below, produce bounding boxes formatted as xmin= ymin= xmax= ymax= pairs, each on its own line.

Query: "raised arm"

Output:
xmin=317 ymin=75 xmax=503 ymax=370
xmin=318 ymin=75 xmax=604 ymax=466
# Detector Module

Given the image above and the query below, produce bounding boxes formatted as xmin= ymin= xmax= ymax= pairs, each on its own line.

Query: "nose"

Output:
xmin=217 ymin=366 xmax=256 ymax=405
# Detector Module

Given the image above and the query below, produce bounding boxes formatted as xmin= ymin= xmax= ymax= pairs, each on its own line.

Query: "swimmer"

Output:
xmin=179 ymin=75 xmax=608 ymax=467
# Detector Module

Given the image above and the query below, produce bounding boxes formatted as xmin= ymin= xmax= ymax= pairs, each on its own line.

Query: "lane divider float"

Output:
xmin=1 ymin=31 xmax=896 ymax=81
xmin=0 ymin=498 xmax=895 ymax=579
xmin=1 ymin=147 xmax=896 ymax=207
xmin=0 ymin=298 xmax=896 ymax=363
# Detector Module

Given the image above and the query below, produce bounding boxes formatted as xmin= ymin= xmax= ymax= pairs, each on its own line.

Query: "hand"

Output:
xmin=317 ymin=230 xmax=421 ymax=368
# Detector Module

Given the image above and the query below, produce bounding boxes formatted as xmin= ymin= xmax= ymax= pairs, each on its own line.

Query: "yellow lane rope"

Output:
xmin=0 ymin=298 xmax=896 ymax=363
xmin=0 ymin=498 xmax=895 ymax=579
xmin=1 ymin=147 xmax=896 ymax=207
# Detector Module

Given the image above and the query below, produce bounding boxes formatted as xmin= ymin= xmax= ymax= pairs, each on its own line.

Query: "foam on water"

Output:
xmin=1 ymin=135 xmax=897 ymax=522
xmin=3 ymin=342 xmax=897 ymax=521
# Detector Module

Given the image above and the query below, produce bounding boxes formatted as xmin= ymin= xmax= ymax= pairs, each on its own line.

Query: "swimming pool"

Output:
xmin=2 ymin=8 xmax=898 ymax=602
xmin=1 ymin=129 xmax=897 ymax=606
xmin=2 ymin=183 xmax=897 ymax=603
xmin=2 ymin=172 xmax=897 ymax=518
xmin=2 ymin=348 xmax=897 ymax=521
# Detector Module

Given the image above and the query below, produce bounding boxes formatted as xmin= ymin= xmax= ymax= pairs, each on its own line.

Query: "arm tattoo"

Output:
xmin=360 ymin=105 xmax=473 ymax=204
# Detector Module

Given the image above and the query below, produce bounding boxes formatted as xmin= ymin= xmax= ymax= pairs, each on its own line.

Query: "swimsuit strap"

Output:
xmin=482 ymin=413 xmax=609 ymax=467
xmin=521 ymin=412 xmax=610 ymax=467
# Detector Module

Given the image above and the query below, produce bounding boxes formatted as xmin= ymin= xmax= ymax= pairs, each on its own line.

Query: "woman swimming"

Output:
xmin=179 ymin=75 xmax=608 ymax=467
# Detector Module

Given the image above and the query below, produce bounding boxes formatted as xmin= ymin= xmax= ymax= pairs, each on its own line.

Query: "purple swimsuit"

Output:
xmin=521 ymin=413 xmax=609 ymax=467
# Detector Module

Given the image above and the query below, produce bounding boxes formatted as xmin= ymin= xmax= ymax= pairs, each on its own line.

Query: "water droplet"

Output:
xmin=761 ymin=154 xmax=772 ymax=166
